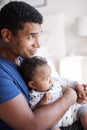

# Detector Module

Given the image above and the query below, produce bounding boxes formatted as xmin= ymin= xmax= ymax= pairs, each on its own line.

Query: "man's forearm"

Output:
xmin=33 ymin=87 xmax=77 ymax=130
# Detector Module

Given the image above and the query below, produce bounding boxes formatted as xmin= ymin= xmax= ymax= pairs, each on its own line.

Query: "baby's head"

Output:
xmin=19 ymin=56 xmax=52 ymax=92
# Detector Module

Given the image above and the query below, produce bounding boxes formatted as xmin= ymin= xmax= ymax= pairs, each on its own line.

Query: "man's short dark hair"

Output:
xmin=0 ymin=1 xmax=43 ymax=37
xmin=19 ymin=56 xmax=47 ymax=84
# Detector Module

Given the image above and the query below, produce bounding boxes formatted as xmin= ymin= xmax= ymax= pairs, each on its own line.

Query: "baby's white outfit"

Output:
xmin=29 ymin=77 xmax=86 ymax=128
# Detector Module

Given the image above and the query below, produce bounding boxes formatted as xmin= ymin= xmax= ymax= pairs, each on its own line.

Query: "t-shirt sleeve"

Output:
xmin=0 ymin=70 xmax=21 ymax=104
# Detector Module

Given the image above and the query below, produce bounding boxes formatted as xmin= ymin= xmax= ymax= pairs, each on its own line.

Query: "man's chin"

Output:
xmin=28 ymin=54 xmax=36 ymax=58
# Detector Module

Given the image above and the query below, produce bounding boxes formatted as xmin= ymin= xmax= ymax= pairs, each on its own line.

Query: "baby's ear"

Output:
xmin=28 ymin=81 xmax=36 ymax=89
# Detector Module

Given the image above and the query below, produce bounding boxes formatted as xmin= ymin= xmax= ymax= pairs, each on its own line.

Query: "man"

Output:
xmin=0 ymin=1 xmax=85 ymax=130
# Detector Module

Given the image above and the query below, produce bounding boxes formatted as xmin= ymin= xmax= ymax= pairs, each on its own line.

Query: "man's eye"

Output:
xmin=28 ymin=35 xmax=33 ymax=39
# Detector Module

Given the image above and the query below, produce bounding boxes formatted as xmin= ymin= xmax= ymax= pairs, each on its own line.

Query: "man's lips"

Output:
xmin=30 ymin=50 xmax=37 ymax=55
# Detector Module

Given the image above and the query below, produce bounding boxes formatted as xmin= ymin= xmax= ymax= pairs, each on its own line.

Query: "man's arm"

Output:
xmin=0 ymin=87 xmax=77 ymax=130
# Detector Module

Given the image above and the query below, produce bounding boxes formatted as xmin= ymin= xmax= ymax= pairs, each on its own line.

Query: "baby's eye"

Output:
xmin=46 ymin=78 xmax=49 ymax=81
xmin=44 ymin=78 xmax=48 ymax=81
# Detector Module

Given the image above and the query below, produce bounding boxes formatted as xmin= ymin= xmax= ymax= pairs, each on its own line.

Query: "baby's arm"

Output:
xmin=35 ymin=92 xmax=52 ymax=109
xmin=59 ymin=76 xmax=87 ymax=103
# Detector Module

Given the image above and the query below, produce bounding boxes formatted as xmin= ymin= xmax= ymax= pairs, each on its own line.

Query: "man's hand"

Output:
xmin=74 ymin=83 xmax=87 ymax=103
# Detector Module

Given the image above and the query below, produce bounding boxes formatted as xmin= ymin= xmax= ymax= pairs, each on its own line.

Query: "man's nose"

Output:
xmin=34 ymin=39 xmax=40 ymax=48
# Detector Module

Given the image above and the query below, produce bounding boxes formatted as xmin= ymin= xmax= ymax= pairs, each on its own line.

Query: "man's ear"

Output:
xmin=1 ymin=28 xmax=12 ymax=42
xmin=28 ymin=81 xmax=36 ymax=89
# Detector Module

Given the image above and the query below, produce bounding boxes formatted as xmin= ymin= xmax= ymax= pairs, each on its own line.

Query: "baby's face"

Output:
xmin=32 ymin=64 xmax=52 ymax=92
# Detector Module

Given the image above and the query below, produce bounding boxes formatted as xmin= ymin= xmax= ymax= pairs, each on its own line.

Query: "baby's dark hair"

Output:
xmin=19 ymin=56 xmax=48 ymax=84
xmin=0 ymin=1 xmax=43 ymax=38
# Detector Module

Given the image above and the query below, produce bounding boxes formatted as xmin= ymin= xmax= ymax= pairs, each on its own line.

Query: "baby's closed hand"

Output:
xmin=43 ymin=92 xmax=52 ymax=102
xmin=35 ymin=92 xmax=52 ymax=109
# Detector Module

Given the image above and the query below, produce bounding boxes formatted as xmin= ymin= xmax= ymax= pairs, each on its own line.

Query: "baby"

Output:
xmin=19 ymin=56 xmax=87 ymax=130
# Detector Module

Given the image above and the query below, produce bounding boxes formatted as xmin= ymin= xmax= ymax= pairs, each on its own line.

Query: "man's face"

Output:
xmin=8 ymin=22 xmax=42 ymax=58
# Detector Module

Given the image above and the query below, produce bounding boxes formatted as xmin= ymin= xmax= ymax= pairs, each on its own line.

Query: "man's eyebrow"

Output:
xmin=29 ymin=31 xmax=42 ymax=35
xmin=29 ymin=32 xmax=38 ymax=35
